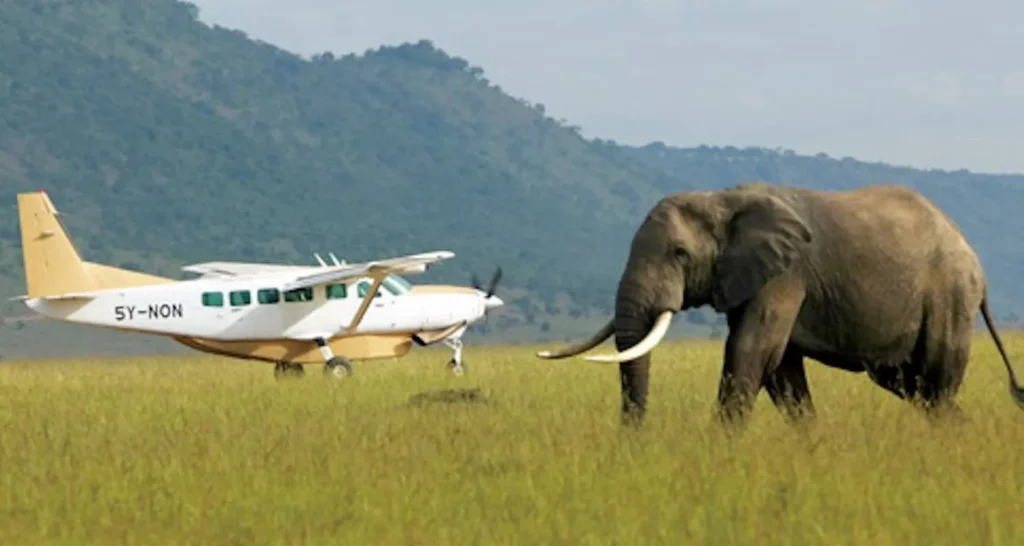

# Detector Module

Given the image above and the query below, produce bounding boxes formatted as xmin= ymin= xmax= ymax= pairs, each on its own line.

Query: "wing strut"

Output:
xmin=343 ymin=275 xmax=386 ymax=334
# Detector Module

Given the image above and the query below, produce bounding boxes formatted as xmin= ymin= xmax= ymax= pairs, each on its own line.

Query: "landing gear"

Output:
xmin=444 ymin=336 xmax=466 ymax=376
xmin=274 ymin=362 xmax=304 ymax=379
xmin=272 ymin=338 xmax=353 ymax=380
xmin=323 ymin=356 xmax=352 ymax=379
xmin=316 ymin=337 xmax=353 ymax=380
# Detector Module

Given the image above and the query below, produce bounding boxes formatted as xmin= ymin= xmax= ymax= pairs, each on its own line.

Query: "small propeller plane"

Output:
xmin=11 ymin=190 xmax=504 ymax=379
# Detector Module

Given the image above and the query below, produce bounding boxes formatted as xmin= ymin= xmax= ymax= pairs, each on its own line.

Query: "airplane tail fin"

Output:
xmin=16 ymin=190 xmax=170 ymax=299
xmin=17 ymin=190 xmax=95 ymax=298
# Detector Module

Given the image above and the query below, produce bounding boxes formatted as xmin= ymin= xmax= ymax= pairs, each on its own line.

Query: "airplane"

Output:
xmin=10 ymin=189 xmax=504 ymax=379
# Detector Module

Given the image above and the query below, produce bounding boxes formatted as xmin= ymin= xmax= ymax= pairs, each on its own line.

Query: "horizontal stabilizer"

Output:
xmin=8 ymin=290 xmax=102 ymax=302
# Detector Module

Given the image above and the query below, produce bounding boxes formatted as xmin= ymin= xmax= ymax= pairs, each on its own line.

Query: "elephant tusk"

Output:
xmin=584 ymin=311 xmax=674 ymax=363
xmin=536 ymin=318 xmax=615 ymax=359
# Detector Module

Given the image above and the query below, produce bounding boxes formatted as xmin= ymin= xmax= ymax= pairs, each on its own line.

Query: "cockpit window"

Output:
xmin=381 ymin=275 xmax=412 ymax=296
xmin=357 ymin=280 xmax=383 ymax=298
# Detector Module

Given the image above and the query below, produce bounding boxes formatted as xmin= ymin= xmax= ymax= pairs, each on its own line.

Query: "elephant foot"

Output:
xmin=620 ymin=408 xmax=645 ymax=429
xmin=619 ymin=392 xmax=648 ymax=429
xmin=712 ymin=402 xmax=756 ymax=440
xmin=776 ymin=401 xmax=818 ymax=429
xmin=920 ymin=399 xmax=970 ymax=426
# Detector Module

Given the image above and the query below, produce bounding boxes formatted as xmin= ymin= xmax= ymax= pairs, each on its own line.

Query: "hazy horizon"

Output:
xmin=191 ymin=0 xmax=1024 ymax=175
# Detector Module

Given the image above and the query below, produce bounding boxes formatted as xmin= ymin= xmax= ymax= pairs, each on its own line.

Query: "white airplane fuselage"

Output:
xmin=24 ymin=271 xmax=499 ymax=342
xmin=14 ymin=189 xmax=507 ymax=375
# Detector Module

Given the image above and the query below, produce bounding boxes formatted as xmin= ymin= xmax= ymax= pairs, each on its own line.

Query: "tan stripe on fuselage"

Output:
xmin=409 ymin=285 xmax=479 ymax=296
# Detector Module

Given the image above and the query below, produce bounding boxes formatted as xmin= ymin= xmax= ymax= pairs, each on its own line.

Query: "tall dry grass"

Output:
xmin=1 ymin=335 xmax=1021 ymax=544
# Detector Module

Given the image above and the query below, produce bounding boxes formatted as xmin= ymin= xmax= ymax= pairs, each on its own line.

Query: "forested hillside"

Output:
xmin=1 ymin=0 xmax=1022 ymax=357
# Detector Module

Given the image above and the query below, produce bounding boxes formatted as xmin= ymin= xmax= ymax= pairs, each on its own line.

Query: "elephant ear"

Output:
xmin=711 ymin=193 xmax=812 ymax=311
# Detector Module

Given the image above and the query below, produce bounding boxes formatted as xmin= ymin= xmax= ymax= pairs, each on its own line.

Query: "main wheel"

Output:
xmin=274 ymin=362 xmax=305 ymax=379
xmin=323 ymin=356 xmax=353 ymax=379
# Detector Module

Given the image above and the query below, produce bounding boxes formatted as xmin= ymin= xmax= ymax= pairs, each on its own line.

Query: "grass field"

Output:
xmin=1 ymin=335 xmax=1022 ymax=545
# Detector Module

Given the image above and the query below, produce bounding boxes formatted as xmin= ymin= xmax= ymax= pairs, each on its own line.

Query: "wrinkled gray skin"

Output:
xmin=540 ymin=182 xmax=1024 ymax=426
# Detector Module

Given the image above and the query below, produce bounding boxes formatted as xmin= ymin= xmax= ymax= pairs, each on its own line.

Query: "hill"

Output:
xmin=1 ymin=0 xmax=1023 ymax=357
xmin=610 ymin=142 xmax=1024 ymax=314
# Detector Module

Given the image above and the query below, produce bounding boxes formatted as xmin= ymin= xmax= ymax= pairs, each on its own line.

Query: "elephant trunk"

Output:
xmin=611 ymin=282 xmax=676 ymax=424
xmin=615 ymin=299 xmax=655 ymax=424
xmin=531 ymin=261 xmax=679 ymax=426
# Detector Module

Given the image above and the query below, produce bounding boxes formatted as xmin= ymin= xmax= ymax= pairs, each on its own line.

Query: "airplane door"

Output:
xmin=373 ymin=293 xmax=398 ymax=329
xmin=354 ymin=280 xmax=396 ymax=332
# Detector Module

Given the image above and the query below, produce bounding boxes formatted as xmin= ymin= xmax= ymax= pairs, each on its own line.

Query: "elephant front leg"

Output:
xmin=717 ymin=281 xmax=805 ymax=427
xmin=763 ymin=345 xmax=816 ymax=423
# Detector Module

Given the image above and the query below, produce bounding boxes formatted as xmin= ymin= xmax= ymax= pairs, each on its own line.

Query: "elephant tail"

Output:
xmin=979 ymin=295 xmax=1024 ymax=410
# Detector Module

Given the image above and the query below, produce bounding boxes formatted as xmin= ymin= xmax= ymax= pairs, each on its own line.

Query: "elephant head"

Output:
xmin=538 ymin=184 xmax=813 ymax=422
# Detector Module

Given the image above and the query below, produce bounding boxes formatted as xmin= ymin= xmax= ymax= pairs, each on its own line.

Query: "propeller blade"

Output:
xmin=485 ymin=267 xmax=502 ymax=298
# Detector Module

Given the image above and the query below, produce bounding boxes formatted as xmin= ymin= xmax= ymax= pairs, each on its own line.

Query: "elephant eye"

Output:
xmin=674 ymin=247 xmax=689 ymax=260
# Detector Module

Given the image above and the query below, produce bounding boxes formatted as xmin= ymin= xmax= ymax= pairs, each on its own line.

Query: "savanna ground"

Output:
xmin=1 ymin=334 xmax=1022 ymax=545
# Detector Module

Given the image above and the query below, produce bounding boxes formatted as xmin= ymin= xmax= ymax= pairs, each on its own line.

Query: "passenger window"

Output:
xmin=229 ymin=290 xmax=251 ymax=306
xmin=283 ymin=287 xmax=314 ymax=302
xmin=257 ymin=288 xmax=280 ymax=304
xmin=201 ymin=292 xmax=223 ymax=307
xmin=325 ymin=283 xmax=347 ymax=299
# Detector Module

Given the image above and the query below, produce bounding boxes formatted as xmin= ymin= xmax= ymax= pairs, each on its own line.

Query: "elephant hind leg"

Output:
xmin=913 ymin=321 xmax=971 ymax=421
xmin=914 ymin=289 xmax=974 ymax=409
xmin=763 ymin=345 xmax=816 ymax=423
xmin=865 ymin=362 xmax=918 ymax=401
xmin=869 ymin=305 xmax=971 ymax=420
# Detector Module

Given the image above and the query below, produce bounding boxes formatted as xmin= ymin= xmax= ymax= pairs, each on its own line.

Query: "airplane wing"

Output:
xmin=181 ymin=262 xmax=316 ymax=277
xmin=182 ymin=251 xmax=454 ymax=282
xmin=279 ymin=251 xmax=455 ymax=292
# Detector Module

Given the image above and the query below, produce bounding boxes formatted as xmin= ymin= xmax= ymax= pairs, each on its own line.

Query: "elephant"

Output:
xmin=537 ymin=181 xmax=1024 ymax=426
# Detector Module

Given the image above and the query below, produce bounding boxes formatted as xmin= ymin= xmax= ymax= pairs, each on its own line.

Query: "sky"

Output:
xmin=190 ymin=0 xmax=1024 ymax=174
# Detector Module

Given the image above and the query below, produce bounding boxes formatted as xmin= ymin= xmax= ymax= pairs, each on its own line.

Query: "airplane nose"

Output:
xmin=484 ymin=295 xmax=503 ymax=311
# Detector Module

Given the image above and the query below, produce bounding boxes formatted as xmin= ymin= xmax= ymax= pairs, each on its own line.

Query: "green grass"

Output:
xmin=1 ymin=335 xmax=1022 ymax=545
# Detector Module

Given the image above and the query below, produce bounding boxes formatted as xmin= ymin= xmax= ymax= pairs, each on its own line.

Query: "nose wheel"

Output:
xmin=444 ymin=337 xmax=466 ymax=376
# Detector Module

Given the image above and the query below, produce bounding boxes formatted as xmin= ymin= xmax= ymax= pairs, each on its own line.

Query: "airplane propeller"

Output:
xmin=471 ymin=266 xmax=503 ymax=299
xmin=471 ymin=267 xmax=504 ymax=328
